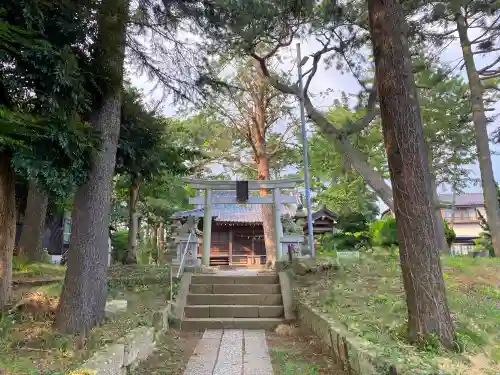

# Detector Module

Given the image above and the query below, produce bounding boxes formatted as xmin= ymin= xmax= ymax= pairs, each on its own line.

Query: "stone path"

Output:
xmin=183 ymin=329 xmax=274 ymax=375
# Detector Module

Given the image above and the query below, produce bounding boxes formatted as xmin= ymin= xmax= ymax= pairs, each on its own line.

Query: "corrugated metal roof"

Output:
xmin=172 ymin=190 xmax=297 ymax=223
xmin=438 ymin=193 xmax=485 ymax=207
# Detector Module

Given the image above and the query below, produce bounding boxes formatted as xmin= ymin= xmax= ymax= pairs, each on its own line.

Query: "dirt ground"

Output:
xmin=267 ymin=327 xmax=346 ymax=375
xmin=131 ymin=330 xmax=202 ymax=375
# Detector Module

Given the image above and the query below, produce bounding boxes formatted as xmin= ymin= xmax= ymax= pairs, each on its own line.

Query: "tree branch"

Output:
xmin=251 ymin=51 xmax=394 ymax=210
xmin=478 ymin=55 xmax=500 ymax=75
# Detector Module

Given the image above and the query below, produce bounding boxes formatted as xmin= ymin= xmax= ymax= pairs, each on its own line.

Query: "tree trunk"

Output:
xmin=367 ymin=0 xmax=455 ymax=349
xmin=0 ymin=152 xmax=15 ymax=308
xmin=456 ymin=12 xmax=500 ymax=257
xmin=431 ymin=177 xmax=449 ymax=254
xmin=152 ymin=223 xmax=159 ymax=263
xmin=125 ymin=177 xmax=140 ymax=264
xmin=18 ymin=180 xmax=49 ymax=262
xmin=158 ymin=222 xmax=165 ymax=250
xmin=426 ymin=147 xmax=449 ymax=254
xmin=256 ymin=151 xmax=277 ymax=267
xmin=55 ymin=0 xmax=128 ymax=334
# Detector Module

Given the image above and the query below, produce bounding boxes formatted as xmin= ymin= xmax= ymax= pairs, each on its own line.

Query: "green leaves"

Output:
xmin=10 ymin=117 xmax=97 ymax=200
xmin=371 ymin=217 xmax=398 ymax=247
xmin=116 ymin=87 xmax=201 ymax=183
xmin=0 ymin=0 xmax=97 ymax=200
xmin=416 ymin=57 xmax=476 ymax=189
xmin=308 ymin=103 xmax=382 ymax=218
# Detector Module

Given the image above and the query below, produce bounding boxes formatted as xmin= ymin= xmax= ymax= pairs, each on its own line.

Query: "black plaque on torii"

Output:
xmin=236 ymin=180 xmax=249 ymax=203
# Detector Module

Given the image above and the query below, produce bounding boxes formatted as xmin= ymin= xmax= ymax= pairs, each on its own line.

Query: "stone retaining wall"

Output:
xmin=296 ymin=302 xmax=398 ymax=375
xmin=72 ymin=302 xmax=173 ymax=375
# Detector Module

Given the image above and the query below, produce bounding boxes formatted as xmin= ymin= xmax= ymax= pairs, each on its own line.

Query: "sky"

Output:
xmin=129 ymin=29 xmax=500 ymax=198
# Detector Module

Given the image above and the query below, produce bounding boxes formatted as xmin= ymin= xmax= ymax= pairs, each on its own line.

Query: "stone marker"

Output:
xmin=120 ymin=327 xmax=155 ymax=367
xmin=337 ymin=251 xmax=360 ymax=262
xmin=200 ymin=265 xmax=218 ymax=274
xmin=79 ymin=344 xmax=125 ymax=375
xmin=291 ymin=256 xmax=316 ymax=276
xmin=105 ymin=300 xmax=128 ymax=316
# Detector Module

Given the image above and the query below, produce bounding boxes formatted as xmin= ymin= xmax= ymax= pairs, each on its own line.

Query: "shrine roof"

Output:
xmin=311 ymin=205 xmax=338 ymax=221
xmin=172 ymin=190 xmax=298 ymax=223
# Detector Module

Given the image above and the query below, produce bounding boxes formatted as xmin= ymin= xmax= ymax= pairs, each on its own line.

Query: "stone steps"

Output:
xmin=184 ymin=305 xmax=284 ymax=318
xmin=191 ymin=275 xmax=279 ymax=284
xmin=187 ymin=293 xmax=283 ymax=306
xmin=190 ymin=283 xmax=281 ymax=294
xmin=181 ymin=317 xmax=284 ymax=330
xmin=181 ymin=274 xmax=286 ymax=331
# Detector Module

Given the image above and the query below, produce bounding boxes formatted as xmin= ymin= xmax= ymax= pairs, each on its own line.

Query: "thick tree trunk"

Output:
xmin=456 ymin=13 xmax=500 ymax=257
xmin=18 ymin=181 xmax=49 ymax=262
xmin=125 ymin=177 xmax=140 ymax=264
xmin=55 ymin=0 xmax=128 ymax=334
xmin=0 ymin=152 xmax=15 ymax=308
xmin=257 ymin=151 xmax=277 ymax=267
xmin=367 ymin=0 xmax=455 ymax=349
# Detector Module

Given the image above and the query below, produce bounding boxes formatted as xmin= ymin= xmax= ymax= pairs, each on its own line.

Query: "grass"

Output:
xmin=270 ymin=349 xmax=322 ymax=375
xmin=12 ymin=262 xmax=66 ymax=281
xmin=12 ymin=262 xmax=171 ymax=284
xmin=129 ymin=331 xmax=202 ymax=375
xmin=1 ymin=265 xmax=171 ymax=374
xmin=266 ymin=330 xmax=342 ymax=375
xmin=107 ymin=264 xmax=171 ymax=287
xmin=295 ymin=254 xmax=500 ymax=375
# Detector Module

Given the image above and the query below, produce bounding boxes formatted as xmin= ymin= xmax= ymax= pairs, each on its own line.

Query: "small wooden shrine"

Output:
xmin=303 ymin=205 xmax=338 ymax=236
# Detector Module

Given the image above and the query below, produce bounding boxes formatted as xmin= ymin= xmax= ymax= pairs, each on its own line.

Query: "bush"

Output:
xmin=13 ymin=250 xmax=53 ymax=269
xmin=111 ymin=229 xmax=129 ymax=263
xmin=324 ymin=212 xmax=372 ymax=251
xmin=443 ymin=220 xmax=456 ymax=247
xmin=12 ymin=255 xmax=29 ymax=272
xmin=371 ymin=217 xmax=398 ymax=247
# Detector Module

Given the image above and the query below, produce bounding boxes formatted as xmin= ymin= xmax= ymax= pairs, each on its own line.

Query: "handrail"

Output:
xmin=176 ymin=230 xmax=194 ymax=279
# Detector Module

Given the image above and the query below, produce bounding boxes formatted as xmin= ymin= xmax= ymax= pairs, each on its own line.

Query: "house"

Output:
xmin=171 ymin=191 xmax=337 ymax=266
xmin=380 ymin=193 xmax=486 ymax=255
xmin=439 ymin=193 xmax=485 ymax=255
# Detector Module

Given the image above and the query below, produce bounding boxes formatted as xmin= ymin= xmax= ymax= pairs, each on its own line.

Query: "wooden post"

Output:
xmin=273 ymin=188 xmax=283 ymax=260
xmin=202 ymin=189 xmax=212 ymax=266
xmin=229 ymin=227 xmax=233 ymax=265
xmin=251 ymin=229 xmax=255 ymax=265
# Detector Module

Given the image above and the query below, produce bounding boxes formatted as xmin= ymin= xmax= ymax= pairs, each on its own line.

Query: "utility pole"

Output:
xmin=296 ymin=43 xmax=315 ymax=258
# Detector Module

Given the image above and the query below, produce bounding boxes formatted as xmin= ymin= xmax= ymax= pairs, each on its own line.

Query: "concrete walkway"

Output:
xmin=183 ymin=329 xmax=274 ymax=375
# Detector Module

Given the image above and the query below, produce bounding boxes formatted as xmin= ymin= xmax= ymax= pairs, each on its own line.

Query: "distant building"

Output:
xmin=171 ymin=192 xmax=338 ymax=266
xmin=16 ymin=212 xmax=114 ymax=264
xmin=439 ymin=193 xmax=485 ymax=255
xmin=380 ymin=193 xmax=486 ymax=255
xmin=172 ymin=191 xmax=297 ymax=266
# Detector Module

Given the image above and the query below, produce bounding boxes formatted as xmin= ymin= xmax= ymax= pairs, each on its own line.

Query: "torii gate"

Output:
xmin=184 ymin=178 xmax=303 ymax=266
